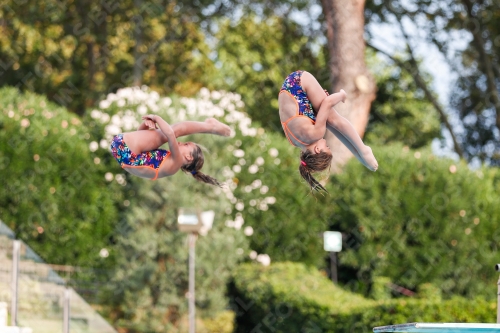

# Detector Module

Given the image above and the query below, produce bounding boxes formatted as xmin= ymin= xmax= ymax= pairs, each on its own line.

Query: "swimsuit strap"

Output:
xmin=281 ymin=115 xmax=315 ymax=147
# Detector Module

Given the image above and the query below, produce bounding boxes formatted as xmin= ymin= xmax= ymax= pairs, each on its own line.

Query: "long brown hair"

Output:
xmin=298 ymin=149 xmax=333 ymax=193
xmin=181 ymin=143 xmax=224 ymax=187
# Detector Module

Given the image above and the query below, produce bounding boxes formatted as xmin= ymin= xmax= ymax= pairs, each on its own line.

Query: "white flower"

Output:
xmin=200 ymin=87 xmax=210 ymax=98
xmin=248 ymin=165 xmax=258 ymax=174
xmin=252 ymin=179 xmax=262 ymax=188
xmin=99 ymin=100 xmax=111 ymax=109
xmin=256 ymin=157 xmax=264 ymax=165
xmin=244 ymin=226 xmax=254 ymax=236
xmin=233 ymin=149 xmax=245 ymax=158
xmin=100 ymin=139 xmax=109 ymax=149
xmin=161 ymin=97 xmax=172 ymax=107
xmin=137 ymin=105 xmax=148 ymax=115
xmin=269 ymin=148 xmax=279 ymax=157
xmin=89 ymin=141 xmax=98 ymax=152
xmin=99 ymin=248 xmax=109 ymax=258
xmin=104 ymin=172 xmax=114 ymax=182
xmin=265 ymin=196 xmax=276 ymax=204
xmin=105 ymin=124 xmax=121 ymax=136
xmin=256 ymin=254 xmax=271 ymax=266
xmin=235 ymin=202 xmax=244 ymax=211
xmin=150 ymin=91 xmax=160 ymax=101
xmin=100 ymin=113 xmax=110 ymax=123
xmin=249 ymin=251 xmax=257 ymax=259
xmin=90 ymin=110 xmax=102 ymax=119
xmin=260 ymin=186 xmax=269 ymax=194
xmin=111 ymin=114 xmax=121 ymax=126
xmin=232 ymin=165 xmax=241 ymax=173
xmin=115 ymin=173 xmax=126 ymax=185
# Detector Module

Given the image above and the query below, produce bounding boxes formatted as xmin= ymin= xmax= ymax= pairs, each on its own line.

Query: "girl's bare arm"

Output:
xmin=144 ymin=115 xmax=183 ymax=168
xmin=306 ymin=92 xmax=346 ymax=142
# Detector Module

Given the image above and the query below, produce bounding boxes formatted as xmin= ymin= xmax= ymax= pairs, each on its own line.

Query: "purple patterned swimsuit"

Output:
xmin=279 ymin=70 xmax=317 ymax=121
xmin=110 ymin=134 xmax=170 ymax=180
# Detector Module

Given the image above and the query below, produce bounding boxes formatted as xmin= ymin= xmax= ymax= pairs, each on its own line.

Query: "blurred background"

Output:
xmin=1 ymin=0 xmax=500 ymax=332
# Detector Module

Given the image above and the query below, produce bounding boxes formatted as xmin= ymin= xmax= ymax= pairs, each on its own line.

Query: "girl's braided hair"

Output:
xmin=298 ymin=149 xmax=333 ymax=193
xmin=181 ymin=143 xmax=224 ymax=187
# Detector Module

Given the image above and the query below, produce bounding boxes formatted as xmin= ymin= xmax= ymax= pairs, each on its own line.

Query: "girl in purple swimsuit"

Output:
xmin=111 ymin=115 xmax=230 ymax=186
xmin=279 ymin=70 xmax=378 ymax=192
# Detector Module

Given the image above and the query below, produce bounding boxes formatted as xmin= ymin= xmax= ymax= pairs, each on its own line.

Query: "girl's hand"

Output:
xmin=142 ymin=114 xmax=161 ymax=123
xmin=144 ymin=119 xmax=156 ymax=130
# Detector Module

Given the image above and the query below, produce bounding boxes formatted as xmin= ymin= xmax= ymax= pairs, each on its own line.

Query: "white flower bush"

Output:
xmin=92 ymin=85 xmax=276 ymax=266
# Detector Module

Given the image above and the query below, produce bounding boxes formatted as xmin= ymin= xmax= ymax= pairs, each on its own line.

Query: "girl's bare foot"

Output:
xmin=205 ymin=118 xmax=231 ymax=136
xmin=339 ymin=89 xmax=347 ymax=103
xmin=360 ymin=146 xmax=378 ymax=171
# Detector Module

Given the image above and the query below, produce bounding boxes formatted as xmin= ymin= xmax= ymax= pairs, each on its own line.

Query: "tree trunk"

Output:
xmin=133 ymin=0 xmax=143 ymax=87
xmin=321 ymin=0 xmax=376 ymax=173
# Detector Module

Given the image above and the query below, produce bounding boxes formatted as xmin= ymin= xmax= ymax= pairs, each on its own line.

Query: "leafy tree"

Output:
xmin=0 ymin=0 xmax=233 ymax=115
xmin=364 ymin=50 xmax=441 ymax=148
xmin=365 ymin=0 xmax=500 ymax=164
xmin=212 ymin=14 xmax=328 ymax=132
xmin=0 ymin=87 xmax=121 ymax=267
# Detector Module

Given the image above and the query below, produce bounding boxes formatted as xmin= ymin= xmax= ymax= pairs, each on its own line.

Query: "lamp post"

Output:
xmin=178 ymin=209 xmax=215 ymax=333
xmin=323 ymin=231 xmax=342 ymax=284
xmin=495 ymin=264 xmax=500 ymax=323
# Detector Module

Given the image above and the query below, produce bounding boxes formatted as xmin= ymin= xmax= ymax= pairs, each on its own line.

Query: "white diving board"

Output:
xmin=373 ymin=323 xmax=500 ymax=333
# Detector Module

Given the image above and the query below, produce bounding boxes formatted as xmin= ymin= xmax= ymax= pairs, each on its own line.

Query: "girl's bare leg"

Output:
xmin=125 ymin=118 xmax=230 ymax=154
xmin=171 ymin=118 xmax=231 ymax=138
xmin=301 ymin=71 xmax=378 ymax=171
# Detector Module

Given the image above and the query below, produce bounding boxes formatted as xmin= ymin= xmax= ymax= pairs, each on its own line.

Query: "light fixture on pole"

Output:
xmin=177 ymin=208 xmax=215 ymax=333
xmin=323 ymin=231 xmax=342 ymax=284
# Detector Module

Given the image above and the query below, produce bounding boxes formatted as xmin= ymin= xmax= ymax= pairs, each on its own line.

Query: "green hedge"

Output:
xmin=230 ymin=262 xmax=495 ymax=333
xmin=0 ymin=87 xmax=121 ymax=267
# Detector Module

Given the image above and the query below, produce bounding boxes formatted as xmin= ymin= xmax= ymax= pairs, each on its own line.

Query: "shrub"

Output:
xmin=231 ymin=262 xmax=496 ymax=333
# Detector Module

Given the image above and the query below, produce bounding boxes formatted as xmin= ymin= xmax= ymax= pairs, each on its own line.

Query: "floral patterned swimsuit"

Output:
xmin=111 ymin=134 xmax=170 ymax=180
xmin=279 ymin=70 xmax=328 ymax=146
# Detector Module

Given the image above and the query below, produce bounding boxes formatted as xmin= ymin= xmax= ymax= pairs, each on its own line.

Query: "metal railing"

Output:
xmin=0 ymin=221 xmax=116 ymax=333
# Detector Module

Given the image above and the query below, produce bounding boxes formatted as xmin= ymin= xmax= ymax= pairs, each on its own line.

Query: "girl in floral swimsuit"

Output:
xmin=111 ymin=116 xmax=230 ymax=186
xmin=279 ymin=70 xmax=378 ymax=192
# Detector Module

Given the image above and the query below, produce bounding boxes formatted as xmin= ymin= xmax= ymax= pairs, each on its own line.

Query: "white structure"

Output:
xmin=374 ymin=323 xmax=500 ymax=332
xmin=0 ymin=301 xmax=32 ymax=333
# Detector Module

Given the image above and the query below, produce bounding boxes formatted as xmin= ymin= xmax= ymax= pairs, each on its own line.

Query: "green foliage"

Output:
xmin=417 ymin=283 xmax=442 ymax=302
xmin=221 ymin=124 xmax=332 ymax=267
xmin=327 ymin=144 xmax=500 ymax=298
xmin=231 ymin=262 xmax=496 ymax=333
xmin=370 ymin=276 xmax=392 ymax=300
xmin=203 ymin=311 xmax=235 ymax=333
xmin=0 ymin=87 xmax=120 ymax=267
xmin=365 ymin=51 xmax=441 ymax=148
xmin=213 ymin=14 xmax=328 ymax=132
xmin=0 ymin=0 xmax=221 ymax=114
